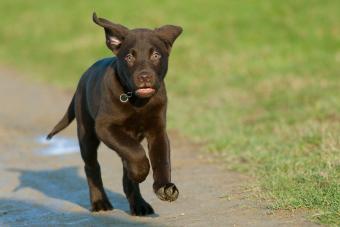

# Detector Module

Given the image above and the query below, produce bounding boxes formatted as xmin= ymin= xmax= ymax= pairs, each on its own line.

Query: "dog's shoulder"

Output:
xmin=87 ymin=57 xmax=117 ymax=77
xmin=79 ymin=57 xmax=116 ymax=84
xmin=91 ymin=57 xmax=117 ymax=69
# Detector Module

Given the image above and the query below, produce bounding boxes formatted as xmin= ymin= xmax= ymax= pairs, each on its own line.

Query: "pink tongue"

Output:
xmin=136 ymin=88 xmax=155 ymax=95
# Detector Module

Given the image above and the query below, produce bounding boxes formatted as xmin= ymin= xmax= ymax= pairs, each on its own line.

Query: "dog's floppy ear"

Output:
xmin=93 ymin=12 xmax=129 ymax=54
xmin=155 ymin=25 xmax=183 ymax=52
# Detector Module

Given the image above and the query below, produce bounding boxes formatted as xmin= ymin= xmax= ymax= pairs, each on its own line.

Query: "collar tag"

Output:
xmin=119 ymin=92 xmax=133 ymax=103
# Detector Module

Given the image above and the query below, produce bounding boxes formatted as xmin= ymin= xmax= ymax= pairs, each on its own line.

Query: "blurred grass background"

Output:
xmin=0 ymin=0 xmax=339 ymax=225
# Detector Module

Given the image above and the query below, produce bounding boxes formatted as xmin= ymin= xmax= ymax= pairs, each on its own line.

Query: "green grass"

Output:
xmin=1 ymin=0 xmax=339 ymax=225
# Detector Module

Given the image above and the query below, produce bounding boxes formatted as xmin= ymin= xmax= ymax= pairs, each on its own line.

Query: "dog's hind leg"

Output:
xmin=122 ymin=165 xmax=154 ymax=216
xmin=77 ymin=116 xmax=113 ymax=212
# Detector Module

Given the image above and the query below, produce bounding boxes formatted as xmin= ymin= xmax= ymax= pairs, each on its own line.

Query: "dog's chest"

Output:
xmin=122 ymin=112 xmax=150 ymax=140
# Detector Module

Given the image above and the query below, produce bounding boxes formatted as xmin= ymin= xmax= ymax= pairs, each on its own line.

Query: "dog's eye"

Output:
xmin=151 ymin=51 xmax=161 ymax=61
xmin=125 ymin=54 xmax=134 ymax=64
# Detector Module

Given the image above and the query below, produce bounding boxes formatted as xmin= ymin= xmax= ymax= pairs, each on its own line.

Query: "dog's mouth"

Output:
xmin=135 ymin=88 xmax=156 ymax=98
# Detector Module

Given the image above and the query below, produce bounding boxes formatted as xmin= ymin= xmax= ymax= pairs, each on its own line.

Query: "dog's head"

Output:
xmin=93 ymin=13 xmax=182 ymax=98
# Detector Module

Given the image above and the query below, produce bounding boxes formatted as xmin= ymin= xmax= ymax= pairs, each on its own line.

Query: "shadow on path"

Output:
xmin=8 ymin=166 xmax=129 ymax=212
xmin=0 ymin=198 xmax=159 ymax=226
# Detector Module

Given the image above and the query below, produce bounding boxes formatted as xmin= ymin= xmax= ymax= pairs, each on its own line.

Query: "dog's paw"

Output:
xmin=91 ymin=199 xmax=113 ymax=212
xmin=130 ymin=199 xmax=154 ymax=216
xmin=155 ymin=183 xmax=179 ymax=202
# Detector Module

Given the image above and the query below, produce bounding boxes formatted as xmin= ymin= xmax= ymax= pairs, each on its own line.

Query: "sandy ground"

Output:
xmin=0 ymin=69 xmax=319 ymax=226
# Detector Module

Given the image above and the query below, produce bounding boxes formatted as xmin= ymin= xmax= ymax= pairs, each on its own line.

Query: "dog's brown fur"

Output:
xmin=47 ymin=13 xmax=182 ymax=216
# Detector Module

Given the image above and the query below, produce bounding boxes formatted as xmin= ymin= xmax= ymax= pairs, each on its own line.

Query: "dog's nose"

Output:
xmin=137 ymin=74 xmax=152 ymax=83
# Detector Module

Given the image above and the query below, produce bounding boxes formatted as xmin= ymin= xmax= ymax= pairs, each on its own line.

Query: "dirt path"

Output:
xmin=0 ymin=69 xmax=318 ymax=226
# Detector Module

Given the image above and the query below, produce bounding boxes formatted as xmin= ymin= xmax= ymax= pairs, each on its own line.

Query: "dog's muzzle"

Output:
xmin=135 ymin=88 xmax=156 ymax=98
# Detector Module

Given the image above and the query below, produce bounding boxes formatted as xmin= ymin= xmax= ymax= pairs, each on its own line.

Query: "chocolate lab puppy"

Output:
xmin=47 ymin=13 xmax=182 ymax=216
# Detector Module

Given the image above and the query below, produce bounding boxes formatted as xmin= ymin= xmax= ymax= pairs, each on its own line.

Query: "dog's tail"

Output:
xmin=46 ymin=95 xmax=75 ymax=140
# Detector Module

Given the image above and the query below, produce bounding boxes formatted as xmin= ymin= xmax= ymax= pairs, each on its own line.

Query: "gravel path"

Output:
xmin=0 ymin=69 xmax=318 ymax=226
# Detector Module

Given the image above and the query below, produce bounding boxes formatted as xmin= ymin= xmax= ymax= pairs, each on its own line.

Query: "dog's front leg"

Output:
xmin=95 ymin=120 xmax=150 ymax=183
xmin=147 ymin=129 xmax=179 ymax=202
xmin=95 ymin=119 xmax=155 ymax=215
